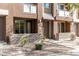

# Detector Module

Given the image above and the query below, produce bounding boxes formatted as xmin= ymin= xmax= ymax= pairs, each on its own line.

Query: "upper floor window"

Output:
xmin=43 ymin=3 xmax=51 ymax=14
xmin=58 ymin=4 xmax=64 ymax=10
xmin=44 ymin=3 xmax=50 ymax=9
xmin=24 ymin=3 xmax=36 ymax=13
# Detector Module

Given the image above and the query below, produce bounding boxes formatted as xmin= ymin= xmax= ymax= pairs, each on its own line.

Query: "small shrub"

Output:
xmin=19 ymin=35 xmax=28 ymax=47
xmin=35 ymin=44 xmax=42 ymax=50
xmin=34 ymin=34 xmax=45 ymax=50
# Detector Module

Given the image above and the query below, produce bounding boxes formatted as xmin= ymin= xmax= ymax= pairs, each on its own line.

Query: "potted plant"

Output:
xmin=35 ymin=34 xmax=45 ymax=50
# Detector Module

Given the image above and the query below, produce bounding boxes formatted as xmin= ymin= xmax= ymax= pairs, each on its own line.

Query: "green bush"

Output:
xmin=19 ymin=35 xmax=28 ymax=47
xmin=35 ymin=44 xmax=42 ymax=50
xmin=34 ymin=34 xmax=45 ymax=50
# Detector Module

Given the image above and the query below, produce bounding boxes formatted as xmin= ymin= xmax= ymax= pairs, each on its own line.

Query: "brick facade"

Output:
xmin=0 ymin=3 xmax=78 ymax=43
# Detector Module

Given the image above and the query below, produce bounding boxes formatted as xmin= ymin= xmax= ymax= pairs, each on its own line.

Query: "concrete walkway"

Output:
xmin=0 ymin=38 xmax=79 ymax=56
xmin=47 ymin=37 xmax=79 ymax=56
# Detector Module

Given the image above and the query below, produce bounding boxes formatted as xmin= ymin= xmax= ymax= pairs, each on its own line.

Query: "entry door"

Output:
xmin=76 ymin=24 xmax=79 ymax=36
xmin=59 ymin=22 xmax=65 ymax=33
xmin=0 ymin=17 xmax=5 ymax=41
xmin=49 ymin=21 xmax=52 ymax=38
xmin=61 ymin=23 xmax=65 ymax=32
xmin=48 ymin=21 xmax=53 ymax=39
xmin=59 ymin=22 xmax=70 ymax=33
xmin=26 ymin=21 xmax=32 ymax=33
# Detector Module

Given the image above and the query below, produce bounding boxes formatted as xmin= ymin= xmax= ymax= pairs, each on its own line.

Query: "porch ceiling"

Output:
xmin=43 ymin=13 xmax=54 ymax=20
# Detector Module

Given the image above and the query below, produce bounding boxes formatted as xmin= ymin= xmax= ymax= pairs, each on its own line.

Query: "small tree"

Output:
xmin=18 ymin=35 xmax=28 ymax=47
xmin=35 ymin=34 xmax=45 ymax=50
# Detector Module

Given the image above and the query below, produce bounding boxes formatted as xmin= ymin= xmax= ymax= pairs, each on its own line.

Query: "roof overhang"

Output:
xmin=43 ymin=13 xmax=54 ymax=20
xmin=0 ymin=9 xmax=8 ymax=16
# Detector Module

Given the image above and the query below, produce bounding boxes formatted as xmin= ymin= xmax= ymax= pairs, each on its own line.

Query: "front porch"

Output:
xmin=56 ymin=21 xmax=76 ymax=41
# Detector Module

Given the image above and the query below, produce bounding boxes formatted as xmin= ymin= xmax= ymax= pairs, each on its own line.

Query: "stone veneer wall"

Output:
xmin=9 ymin=33 xmax=38 ymax=44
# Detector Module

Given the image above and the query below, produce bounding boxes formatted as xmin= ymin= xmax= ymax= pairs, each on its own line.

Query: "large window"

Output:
xmin=24 ymin=3 xmax=37 ymax=13
xmin=15 ymin=20 xmax=25 ymax=33
xmin=14 ymin=19 xmax=37 ymax=34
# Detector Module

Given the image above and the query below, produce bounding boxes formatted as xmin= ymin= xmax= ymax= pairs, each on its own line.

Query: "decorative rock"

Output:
xmin=9 ymin=34 xmax=39 ymax=44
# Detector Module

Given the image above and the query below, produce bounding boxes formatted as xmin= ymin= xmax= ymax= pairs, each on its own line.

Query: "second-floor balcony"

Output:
xmin=55 ymin=3 xmax=72 ymax=21
xmin=56 ymin=3 xmax=71 ymax=17
xmin=56 ymin=9 xmax=72 ymax=21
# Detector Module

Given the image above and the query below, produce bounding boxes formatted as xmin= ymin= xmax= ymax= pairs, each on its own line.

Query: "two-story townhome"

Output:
xmin=0 ymin=3 xmax=39 ymax=43
xmin=0 ymin=3 xmax=79 ymax=44
xmin=41 ymin=3 xmax=79 ymax=40
xmin=71 ymin=8 xmax=79 ymax=37
xmin=0 ymin=3 xmax=57 ymax=43
xmin=42 ymin=3 xmax=73 ymax=40
xmin=53 ymin=3 xmax=73 ymax=40
xmin=54 ymin=3 xmax=79 ymax=40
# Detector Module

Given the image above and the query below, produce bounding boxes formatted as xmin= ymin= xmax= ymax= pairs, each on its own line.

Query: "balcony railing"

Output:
xmin=57 ymin=10 xmax=70 ymax=17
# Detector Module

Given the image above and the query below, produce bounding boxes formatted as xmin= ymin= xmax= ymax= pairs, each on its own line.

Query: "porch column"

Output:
xmin=71 ymin=22 xmax=75 ymax=34
xmin=37 ymin=4 xmax=44 ymax=39
xmin=70 ymin=22 xmax=76 ymax=40
xmin=49 ymin=21 xmax=52 ymax=38
xmin=38 ymin=22 xmax=44 ymax=35
xmin=53 ymin=21 xmax=59 ymax=40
